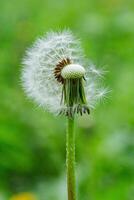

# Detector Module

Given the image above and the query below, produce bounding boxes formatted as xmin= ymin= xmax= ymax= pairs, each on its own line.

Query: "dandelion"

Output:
xmin=22 ymin=30 xmax=107 ymax=200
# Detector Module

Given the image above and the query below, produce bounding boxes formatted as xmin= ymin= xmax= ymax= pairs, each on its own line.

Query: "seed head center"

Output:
xmin=54 ymin=58 xmax=86 ymax=84
xmin=61 ymin=64 xmax=85 ymax=79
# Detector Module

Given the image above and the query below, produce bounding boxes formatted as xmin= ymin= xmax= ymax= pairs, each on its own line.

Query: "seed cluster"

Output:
xmin=22 ymin=30 xmax=106 ymax=116
xmin=54 ymin=58 xmax=71 ymax=84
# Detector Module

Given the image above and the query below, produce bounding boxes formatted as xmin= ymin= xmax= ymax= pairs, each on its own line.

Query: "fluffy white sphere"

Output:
xmin=22 ymin=30 xmax=107 ymax=114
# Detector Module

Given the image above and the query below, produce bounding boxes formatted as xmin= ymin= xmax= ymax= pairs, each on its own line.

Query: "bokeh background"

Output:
xmin=0 ymin=0 xmax=134 ymax=199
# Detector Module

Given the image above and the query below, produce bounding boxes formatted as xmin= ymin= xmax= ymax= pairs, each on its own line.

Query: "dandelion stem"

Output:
xmin=66 ymin=116 xmax=76 ymax=200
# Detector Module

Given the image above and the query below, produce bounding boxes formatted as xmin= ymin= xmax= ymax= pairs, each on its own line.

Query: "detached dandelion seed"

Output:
xmin=21 ymin=30 xmax=107 ymax=200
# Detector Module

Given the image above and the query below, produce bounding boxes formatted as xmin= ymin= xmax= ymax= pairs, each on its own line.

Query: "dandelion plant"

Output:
xmin=22 ymin=30 xmax=107 ymax=200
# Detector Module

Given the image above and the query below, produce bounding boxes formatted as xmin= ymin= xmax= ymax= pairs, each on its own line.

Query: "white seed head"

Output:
xmin=61 ymin=64 xmax=85 ymax=79
xmin=21 ymin=30 xmax=107 ymax=115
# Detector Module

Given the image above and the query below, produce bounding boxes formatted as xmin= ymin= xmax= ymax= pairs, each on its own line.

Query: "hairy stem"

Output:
xmin=66 ymin=117 xmax=76 ymax=200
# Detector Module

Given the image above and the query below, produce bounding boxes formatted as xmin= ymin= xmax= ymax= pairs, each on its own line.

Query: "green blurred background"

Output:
xmin=0 ymin=0 xmax=134 ymax=199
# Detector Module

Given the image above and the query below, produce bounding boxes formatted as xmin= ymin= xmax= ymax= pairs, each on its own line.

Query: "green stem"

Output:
xmin=66 ymin=117 xmax=76 ymax=200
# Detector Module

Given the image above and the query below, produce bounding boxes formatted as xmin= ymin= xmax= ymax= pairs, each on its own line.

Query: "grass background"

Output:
xmin=0 ymin=0 xmax=134 ymax=199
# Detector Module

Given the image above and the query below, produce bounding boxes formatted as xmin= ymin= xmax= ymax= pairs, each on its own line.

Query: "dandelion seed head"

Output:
xmin=22 ymin=30 xmax=107 ymax=115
